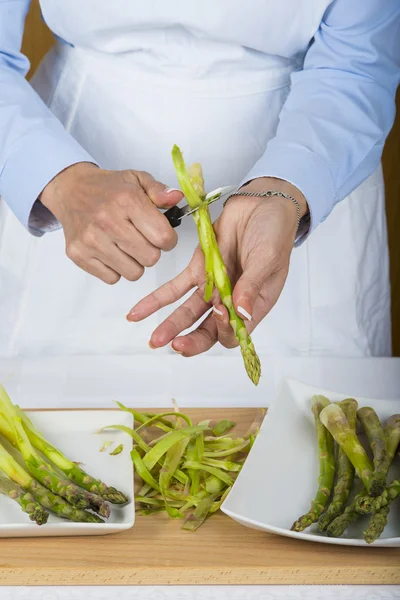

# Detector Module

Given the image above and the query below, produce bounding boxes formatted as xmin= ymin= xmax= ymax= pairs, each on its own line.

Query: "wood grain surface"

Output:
xmin=0 ymin=407 xmax=399 ymax=587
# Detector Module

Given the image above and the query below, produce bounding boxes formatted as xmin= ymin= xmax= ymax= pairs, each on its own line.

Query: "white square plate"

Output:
xmin=221 ymin=378 xmax=400 ymax=547
xmin=0 ymin=409 xmax=134 ymax=537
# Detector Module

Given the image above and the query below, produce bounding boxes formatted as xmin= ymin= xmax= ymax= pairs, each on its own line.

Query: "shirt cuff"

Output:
xmin=243 ymin=142 xmax=336 ymax=245
xmin=0 ymin=121 xmax=97 ymax=236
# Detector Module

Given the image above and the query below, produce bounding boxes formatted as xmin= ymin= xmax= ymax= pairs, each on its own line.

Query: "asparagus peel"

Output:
xmin=213 ymin=420 xmax=236 ymax=437
xmin=171 ymin=145 xmax=261 ymax=385
xmin=0 ymin=473 xmax=48 ymax=525
xmin=357 ymin=406 xmax=388 ymax=496
xmin=319 ymin=403 xmax=374 ymax=493
xmin=143 ymin=424 xmax=209 ymax=471
xmin=291 ymin=396 xmax=335 ymax=532
xmin=182 ymin=493 xmax=217 ymax=531
xmin=318 ymin=398 xmax=357 ymax=531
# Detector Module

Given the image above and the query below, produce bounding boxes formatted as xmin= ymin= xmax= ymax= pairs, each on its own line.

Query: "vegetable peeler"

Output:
xmin=163 ymin=185 xmax=238 ymax=228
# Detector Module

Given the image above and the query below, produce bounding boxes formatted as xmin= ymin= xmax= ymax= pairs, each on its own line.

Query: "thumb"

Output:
xmin=135 ymin=171 xmax=183 ymax=208
xmin=232 ymin=247 xmax=273 ymax=322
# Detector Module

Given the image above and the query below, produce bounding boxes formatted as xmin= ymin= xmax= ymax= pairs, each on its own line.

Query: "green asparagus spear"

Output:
xmin=0 ymin=400 xmax=110 ymax=517
xmin=329 ymin=413 xmax=400 ymax=539
xmin=0 ymin=473 xmax=48 ymax=525
xmin=0 ymin=442 xmax=103 ymax=523
xmin=357 ymin=406 xmax=388 ymax=496
xmin=13 ymin=405 xmax=127 ymax=504
xmin=291 ymin=396 xmax=335 ymax=532
xmin=385 ymin=415 xmax=400 ymax=458
xmin=326 ymin=490 xmax=367 ymax=537
xmin=318 ymin=399 xmax=357 ymax=531
xmin=364 ymin=506 xmax=390 ymax=544
xmin=319 ymin=403 xmax=374 ymax=493
xmin=354 ymin=415 xmax=400 ymax=515
xmin=171 ymin=145 xmax=261 ymax=385
xmin=356 ymin=479 xmax=400 ymax=514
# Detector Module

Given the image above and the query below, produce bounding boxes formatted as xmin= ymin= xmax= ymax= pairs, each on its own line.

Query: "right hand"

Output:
xmin=39 ymin=163 xmax=183 ymax=284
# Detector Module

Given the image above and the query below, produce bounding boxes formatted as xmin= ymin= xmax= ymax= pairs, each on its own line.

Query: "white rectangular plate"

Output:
xmin=221 ymin=377 xmax=400 ymax=547
xmin=0 ymin=409 xmax=134 ymax=537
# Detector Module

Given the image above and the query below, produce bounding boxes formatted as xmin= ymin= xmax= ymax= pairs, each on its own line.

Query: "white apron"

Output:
xmin=0 ymin=0 xmax=391 ymax=359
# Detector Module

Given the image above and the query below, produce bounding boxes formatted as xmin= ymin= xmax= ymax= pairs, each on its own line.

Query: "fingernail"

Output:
xmin=148 ymin=340 xmax=156 ymax=349
xmin=165 ymin=188 xmax=182 ymax=194
xmin=237 ymin=305 xmax=252 ymax=321
xmin=213 ymin=306 xmax=224 ymax=321
xmin=127 ymin=309 xmax=138 ymax=320
xmin=170 ymin=342 xmax=184 ymax=356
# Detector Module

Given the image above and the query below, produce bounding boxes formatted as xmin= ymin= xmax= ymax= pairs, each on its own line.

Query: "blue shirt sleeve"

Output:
xmin=0 ymin=0 xmax=96 ymax=236
xmin=245 ymin=0 xmax=400 ymax=244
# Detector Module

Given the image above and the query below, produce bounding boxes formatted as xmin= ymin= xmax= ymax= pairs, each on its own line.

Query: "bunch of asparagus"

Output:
xmin=107 ymin=401 xmax=264 ymax=531
xmin=171 ymin=146 xmax=261 ymax=385
xmin=0 ymin=385 xmax=128 ymax=526
xmin=291 ymin=396 xmax=400 ymax=544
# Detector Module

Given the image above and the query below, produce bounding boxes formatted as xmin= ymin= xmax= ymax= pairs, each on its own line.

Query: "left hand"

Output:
xmin=127 ymin=177 xmax=309 ymax=356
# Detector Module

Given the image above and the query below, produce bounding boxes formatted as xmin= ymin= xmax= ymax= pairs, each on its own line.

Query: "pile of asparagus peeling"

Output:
xmin=0 ymin=385 xmax=128 ymax=525
xmin=171 ymin=146 xmax=261 ymax=386
xmin=105 ymin=401 xmax=264 ymax=531
xmin=292 ymin=396 xmax=400 ymax=544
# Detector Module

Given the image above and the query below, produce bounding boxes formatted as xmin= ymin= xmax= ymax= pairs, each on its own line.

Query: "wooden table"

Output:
xmin=0 ymin=408 xmax=399 ymax=586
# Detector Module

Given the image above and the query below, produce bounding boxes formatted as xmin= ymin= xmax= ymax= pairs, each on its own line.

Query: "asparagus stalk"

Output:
xmin=356 ymin=479 xmax=400 ymax=514
xmin=326 ymin=490 xmax=367 ymax=537
xmin=319 ymin=403 xmax=374 ymax=493
xmin=0 ymin=473 xmax=48 ymax=525
xmin=385 ymin=415 xmax=400 ymax=458
xmin=0 ymin=442 xmax=103 ymax=523
xmin=357 ymin=406 xmax=388 ymax=496
xmin=318 ymin=399 xmax=357 ymax=531
xmin=0 ymin=402 xmax=110 ymax=517
xmin=354 ymin=415 xmax=400 ymax=515
xmin=291 ymin=396 xmax=335 ymax=532
xmin=171 ymin=145 xmax=261 ymax=385
xmin=13 ymin=405 xmax=127 ymax=504
xmin=364 ymin=506 xmax=390 ymax=544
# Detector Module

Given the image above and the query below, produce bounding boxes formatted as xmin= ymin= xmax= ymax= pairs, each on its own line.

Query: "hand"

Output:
xmin=127 ymin=177 xmax=308 ymax=355
xmin=40 ymin=163 xmax=183 ymax=284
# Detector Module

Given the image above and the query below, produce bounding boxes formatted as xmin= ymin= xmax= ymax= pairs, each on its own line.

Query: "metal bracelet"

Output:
xmin=223 ymin=190 xmax=301 ymax=231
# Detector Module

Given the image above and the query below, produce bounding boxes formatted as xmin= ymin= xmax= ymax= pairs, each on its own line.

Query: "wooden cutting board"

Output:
xmin=0 ymin=408 xmax=399 ymax=586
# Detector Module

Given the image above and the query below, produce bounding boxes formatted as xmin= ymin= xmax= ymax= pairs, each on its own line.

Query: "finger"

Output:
xmin=149 ymin=289 xmax=210 ymax=348
xmin=212 ymin=304 xmax=239 ymax=349
xmin=94 ymin=236 xmax=144 ymax=282
xmin=134 ymin=171 xmax=183 ymax=208
xmin=66 ymin=241 xmax=121 ymax=284
xmin=116 ymin=222 xmax=161 ymax=268
xmin=128 ymin=188 xmax=178 ymax=251
xmin=127 ymin=250 xmax=203 ymax=321
xmin=73 ymin=254 xmax=121 ymax=285
xmin=249 ymin=267 xmax=289 ymax=324
xmin=171 ymin=314 xmax=218 ymax=357
xmin=232 ymin=244 xmax=278 ymax=322
xmin=127 ymin=267 xmax=195 ymax=322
